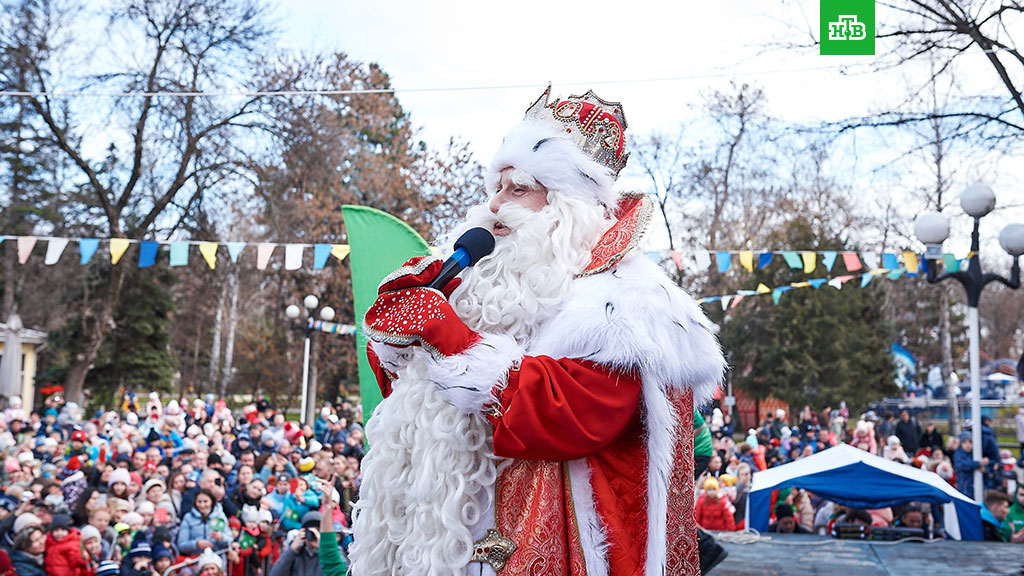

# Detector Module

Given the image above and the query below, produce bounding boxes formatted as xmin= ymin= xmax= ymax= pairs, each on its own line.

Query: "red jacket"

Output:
xmin=695 ymin=494 xmax=736 ymax=532
xmin=45 ymin=529 xmax=87 ymax=576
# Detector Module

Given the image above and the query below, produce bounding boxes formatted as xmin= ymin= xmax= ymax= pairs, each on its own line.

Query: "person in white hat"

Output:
xmin=197 ymin=548 xmax=223 ymax=576
xmin=353 ymin=86 xmax=726 ymax=576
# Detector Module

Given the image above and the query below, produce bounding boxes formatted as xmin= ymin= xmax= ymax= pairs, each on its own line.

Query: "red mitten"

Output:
xmin=377 ymin=256 xmax=462 ymax=298
xmin=364 ymin=287 xmax=480 ymax=358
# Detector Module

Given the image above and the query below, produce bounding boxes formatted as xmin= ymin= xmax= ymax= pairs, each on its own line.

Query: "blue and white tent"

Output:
xmin=745 ymin=443 xmax=983 ymax=540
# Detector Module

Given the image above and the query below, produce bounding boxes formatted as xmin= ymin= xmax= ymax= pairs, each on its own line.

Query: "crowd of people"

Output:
xmin=0 ymin=393 xmax=363 ymax=576
xmin=693 ymin=404 xmax=1024 ymax=544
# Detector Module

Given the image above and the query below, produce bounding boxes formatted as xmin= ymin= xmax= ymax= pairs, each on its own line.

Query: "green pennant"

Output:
xmin=942 ymin=253 xmax=960 ymax=273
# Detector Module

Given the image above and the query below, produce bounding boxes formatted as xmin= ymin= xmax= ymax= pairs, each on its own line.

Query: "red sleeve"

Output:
xmin=487 ymin=356 xmax=642 ymax=461
xmin=365 ymin=343 xmax=393 ymax=398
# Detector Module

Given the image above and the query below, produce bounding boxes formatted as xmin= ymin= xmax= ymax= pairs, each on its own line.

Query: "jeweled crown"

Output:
xmin=523 ymin=85 xmax=629 ymax=178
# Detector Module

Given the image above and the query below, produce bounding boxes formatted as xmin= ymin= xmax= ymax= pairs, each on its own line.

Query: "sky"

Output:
xmin=273 ymin=1 xmax=1023 ymax=257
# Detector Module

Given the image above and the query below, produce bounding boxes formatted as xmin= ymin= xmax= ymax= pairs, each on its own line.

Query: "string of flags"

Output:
xmin=648 ymin=248 xmax=936 ymax=276
xmin=0 ymin=235 xmax=351 ymax=271
xmin=309 ymin=318 xmax=357 ymax=336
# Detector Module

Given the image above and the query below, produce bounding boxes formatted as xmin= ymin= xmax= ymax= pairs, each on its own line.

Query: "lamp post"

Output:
xmin=914 ymin=184 xmax=1023 ymax=503
xmin=286 ymin=295 xmax=336 ymax=425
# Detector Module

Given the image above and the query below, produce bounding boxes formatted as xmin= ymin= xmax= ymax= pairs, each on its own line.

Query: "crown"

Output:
xmin=523 ymin=85 xmax=629 ymax=178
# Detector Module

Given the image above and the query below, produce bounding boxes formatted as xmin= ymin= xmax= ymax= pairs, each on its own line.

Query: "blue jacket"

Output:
xmin=10 ymin=550 xmax=46 ymax=576
xmin=176 ymin=503 xmax=233 ymax=555
xmin=953 ymin=447 xmax=980 ymax=497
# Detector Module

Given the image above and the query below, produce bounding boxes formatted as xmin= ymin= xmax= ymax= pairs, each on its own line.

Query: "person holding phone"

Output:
xmin=177 ymin=489 xmax=232 ymax=556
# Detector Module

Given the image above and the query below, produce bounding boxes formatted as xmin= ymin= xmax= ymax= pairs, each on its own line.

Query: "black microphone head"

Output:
xmin=454 ymin=227 xmax=495 ymax=267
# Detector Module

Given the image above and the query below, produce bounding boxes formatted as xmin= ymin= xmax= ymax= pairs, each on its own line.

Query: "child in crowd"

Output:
xmin=695 ymin=477 xmax=736 ymax=531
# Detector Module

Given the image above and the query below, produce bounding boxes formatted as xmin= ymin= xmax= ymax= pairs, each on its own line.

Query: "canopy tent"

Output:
xmin=745 ymin=443 xmax=983 ymax=540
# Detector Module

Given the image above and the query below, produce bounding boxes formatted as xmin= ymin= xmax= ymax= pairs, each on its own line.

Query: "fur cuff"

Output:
xmin=424 ymin=332 xmax=525 ymax=414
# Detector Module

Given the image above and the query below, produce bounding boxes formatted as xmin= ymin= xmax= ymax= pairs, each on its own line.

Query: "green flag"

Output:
xmin=342 ymin=205 xmax=432 ymax=422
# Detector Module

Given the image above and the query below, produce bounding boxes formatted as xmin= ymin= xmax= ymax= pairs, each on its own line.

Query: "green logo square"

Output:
xmin=820 ymin=0 xmax=875 ymax=55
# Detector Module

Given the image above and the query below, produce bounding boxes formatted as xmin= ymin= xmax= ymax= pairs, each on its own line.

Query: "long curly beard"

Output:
xmin=351 ymin=193 xmax=610 ymax=576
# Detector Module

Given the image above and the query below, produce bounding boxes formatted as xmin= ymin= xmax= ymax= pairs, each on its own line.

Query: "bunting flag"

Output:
xmin=862 ymin=251 xmax=879 ymax=270
xmin=139 ymin=242 xmax=159 ymax=268
xmin=716 ymin=251 xmax=731 ymax=273
xmin=739 ymin=251 xmax=753 ymax=272
xmin=199 ymin=242 xmax=218 ymax=270
xmin=226 ymin=242 xmax=245 ymax=263
xmin=721 ymin=296 xmax=732 ymax=311
xmin=313 ymin=244 xmax=332 ymax=269
xmin=903 ymin=251 xmax=919 ymax=277
xmin=782 ymin=251 xmax=802 ymax=269
xmin=170 ymin=242 xmax=189 ymax=267
xmin=731 ymin=295 xmax=745 ymax=309
xmin=256 ymin=244 xmax=275 ymax=270
xmin=822 ymin=251 xmax=837 ymax=271
xmin=695 ymin=250 xmax=711 ymax=269
xmin=842 ymin=252 xmax=862 ymax=272
xmin=670 ymin=250 xmax=684 ymax=272
xmin=309 ymin=319 xmax=358 ymax=335
xmin=942 ymin=252 xmax=960 ymax=273
xmin=284 ymin=244 xmax=304 ymax=270
xmin=756 ymin=283 xmax=770 ymax=294
xmin=44 ymin=238 xmax=69 ymax=265
xmin=80 ymin=239 xmax=99 ymax=265
xmin=808 ymin=278 xmax=827 ymax=289
xmin=758 ymin=252 xmax=773 ymax=269
xmin=801 ymin=252 xmax=816 ymax=273
xmin=109 ymin=238 xmax=131 ymax=265
xmin=331 ymin=244 xmax=351 ymax=262
xmin=882 ymin=253 xmax=899 ymax=270
xmin=861 ymin=274 xmax=873 ymax=288
xmin=17 ymin=236 xmax=37 ymax=264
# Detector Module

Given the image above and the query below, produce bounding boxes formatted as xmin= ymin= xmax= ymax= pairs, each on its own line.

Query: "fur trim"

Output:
xmin=640 ymin=376 xmax=676 ymax=576
xmin=368 ymin=340 xmax=415 ymax=374
xmin=486 ymin=121 xmax=619 ymax=208
xmin=424 ymin=332 xmax=525 ymax=414
xmin=567 ymin=459 xmax=609 ymax=576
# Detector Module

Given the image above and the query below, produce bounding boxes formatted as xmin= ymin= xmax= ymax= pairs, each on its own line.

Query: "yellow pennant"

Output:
xmin=903 ymin=251 xmax=918 ymax=274
xmin=110 ymin=238 xmax=131 ymax=265
xmin=792 ymin=281 xmax=811 ymax=288
xmin=739 ymin=251 xmax=754 ymax=272
xmin=801 ymin=252 xmax=816 ymax=273
xmin=331 ymin=244 xmax=351 ymax=261
xmin=756 ymin=283 xmax=771 ymax=294
xmin=199 ymin=242 xmax=218 ymax=270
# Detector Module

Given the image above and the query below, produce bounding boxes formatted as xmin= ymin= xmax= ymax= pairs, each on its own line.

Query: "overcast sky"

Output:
xmin=272 ymin=0 xmax=1024 ymax=257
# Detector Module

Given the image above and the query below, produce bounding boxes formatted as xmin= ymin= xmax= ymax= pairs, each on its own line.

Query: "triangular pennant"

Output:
xmin=782 ymin=251 xmax=802 ymax=269
xmin=882 ymin=252 xmax=899 ymax=270
xmin=331 ymin=244 xmax=351 ymax=262
xmin=822 ymin=251 xmax=838 ymax=271
xmin=792 ymin=281 xmax=811 ymax=288
xmin=199 ymin=242 xmax=218 ymax=270
xmin=138 ymin=241 xmax=159 ymax=268
xmin=284 ymin=244 xmax=304 ymax=270
xmin=861 ymin=273 xmax=873 ymax=288
xmin=44 ymin=238 xmax=70 ymax=265
xmin=109 ymin=238 xmax=131 ymax=265
xmin=0 ymin=236 xmax=4 ymax=245
xmin=645 ymin=251 xmax=661 ymax=264
xmin=887 ymin=268 xmax=906 ymax=280
xmin=257 ymin=243 xmax=275 ymax=270
xmin=903 ymin=251 xmax=919 ymax=277
xmin=942 ymin=253 xmax=960 ymax=273
xmin=79 ymin=239 xmax=99 ymax=265
xmin=716 ymin=252 xmax=731 ymax=273
xmin=842 ymin=252 xmax=862 ymax=272
xmin=862 ymin=251 xmax=879 ymax=270
xmin=772 ymin=289 xmax=783 ymax=305
xmin=226 ymin=242 xmax=245 ymax=263
xmin=827 ymin=277 xmax=843 ymax=290
xmin=739 ymin=251 xmax=753 ymax=272
xmin=170 ymin=242 xmax=189 ymax=267
xmin=670 ymin=250 xmax=684 ymax=271
xmin=314 ymin=244 xmax=332 ymax=269
xmin=801 ymin=251 xmax=816 ymax=273
xmin=17 ymin=236 xmax=37 ymax=264
xmin=721 ymin=296 xmax=732 ymax=311
xmin=758 ymin=252 xmax=773 ymax=269
xmin=756 ymin=283 xmax=770 ymax=294
xmin=809 ymin=278 xmax=827 ymax=289
xmin=695 ymin=250 xmax=711 ymax=269
xmin=737 ymin=290 xmax=757 ymax=296
xmin=731 ymin=295 xmax=745 ymax=309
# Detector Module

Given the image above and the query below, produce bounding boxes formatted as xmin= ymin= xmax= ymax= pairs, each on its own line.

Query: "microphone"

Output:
xmin=428 ymin=227 xmax=495 ymax=290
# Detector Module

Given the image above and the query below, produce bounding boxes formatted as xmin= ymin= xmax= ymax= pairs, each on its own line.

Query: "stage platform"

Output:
xmin=712 ymin=532 xmax=1021 ymax=576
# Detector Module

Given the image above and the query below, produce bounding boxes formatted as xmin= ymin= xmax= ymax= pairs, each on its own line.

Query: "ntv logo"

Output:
xmin=820 ymin=0 xmax=875 ymax=55
xmin=827 ymin=15 xmax=867 ymax=41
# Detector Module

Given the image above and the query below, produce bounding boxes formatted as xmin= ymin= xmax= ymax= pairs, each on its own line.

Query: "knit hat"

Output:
xmin=50 ymin=513 xmax=73 ymax=531
xmin=4 ymin=457 xmax=19 ymax=474
xmin=257 ymin=509 xmax=273 ymax=524
xmin=197 ymin=548 xmax=222 ymax=573
xmin=718 ymin=474 xmax=738 ymax=487
xmin=122 ymin=512 xmax=144 ymax=527
xmin=95 ymin=561 xmax=120 ymax=576
xmin=129 ymin=472 xmax=143 ymax=486
xmin=887 ymin=435 xmax=901 ymax=446
xmin=776 ymin=409 xmax=786 ymax=419
xmin=703 ymin=477 xmax=719 ymax=491
xmin=298 ymin=457 xmax=315 ymax=473
xmin=301 ymin=511 xmax=321 ymax=528
xmin=109 ymin=468 xmax=131 ymax=487
xmin=137 ymin=501 xmax=155 ymax=515
xmin=0 ymin=495 xmax=16 ymax=512
xmin=80 ymin=524 xmax=101 ymax=543
xmin=16 ymin=451 xmax=35 ymax=465
xmin=127 ymin=535 xmax=152 ymax=558
xmin=241 ymin=505 xmax=259 ymax=524
xmin=142 ymin=478 xmax=166 ymax=495
xmin=774 ymin=503 xmax=795 ymax=520
xmin=152 ymin=545 xmax=173 ymax=562
xmin=13 ymin=513 xmax=42 ymax=534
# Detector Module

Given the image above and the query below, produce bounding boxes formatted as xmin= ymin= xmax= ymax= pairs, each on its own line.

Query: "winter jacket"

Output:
xmin=1004 ymin=497 xmax=1024 ymax=541
xmin=281 ymin=491 xmax=320 ymax=532
xmin=695 ymin=494 xmax=736 ymax=531
xmin=919 ymin=429 xmax=944 ymax=452
xmin=268 ymin=532 xmax=322 ymax=576
xmin=45 ymin=528 xmax=87 ymax=576
xmin=176 ymin=503 xmax=233 ymax=555
xmin=894 ymin=419 xmax=921 ymax=454
xmin=10 ymin=550 xmax=46 ymax=576
xmin=953 ymin=447 xmax=981 ymax=497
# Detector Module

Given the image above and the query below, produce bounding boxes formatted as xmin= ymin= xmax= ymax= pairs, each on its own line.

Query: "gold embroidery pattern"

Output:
xmin=665 ymin=390 xmax=701 ymax=576
xmin=578 ymin=192 xmax=654 ymax=278
xmin=495 ymin=459 xmax=572 ymax=575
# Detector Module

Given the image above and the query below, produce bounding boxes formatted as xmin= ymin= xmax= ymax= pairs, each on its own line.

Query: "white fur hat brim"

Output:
xmin=486 ymin=120 xmax=618 ymax=208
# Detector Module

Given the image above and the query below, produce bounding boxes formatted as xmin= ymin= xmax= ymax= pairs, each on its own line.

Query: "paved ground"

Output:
xmin=712 ymin=532 xmax=1021 ymax=576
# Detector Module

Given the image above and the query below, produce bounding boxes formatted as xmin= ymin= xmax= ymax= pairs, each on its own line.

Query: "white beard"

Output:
xmin=351 ymin=193 xmax=611 ymax=576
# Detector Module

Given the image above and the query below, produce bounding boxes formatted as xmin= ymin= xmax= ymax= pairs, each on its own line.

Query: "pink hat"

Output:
xmin=4 ymin=457 xmax=19 ymax=474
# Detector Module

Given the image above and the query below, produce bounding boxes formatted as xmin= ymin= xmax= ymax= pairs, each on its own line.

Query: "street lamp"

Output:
xmin=914 ymin=184 xmax=1023 ymax=503
xmin=286 ymin=295 xmax=336 ymax=425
